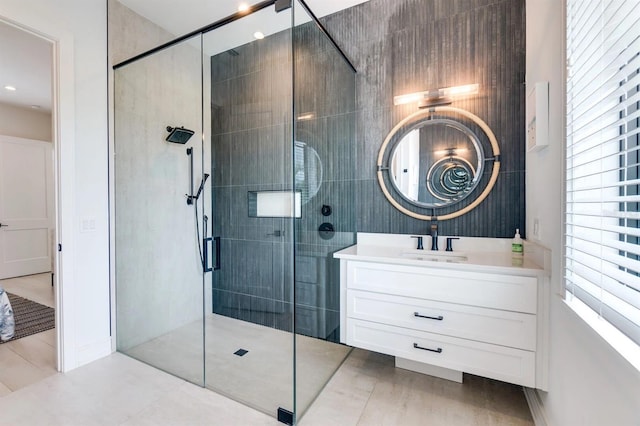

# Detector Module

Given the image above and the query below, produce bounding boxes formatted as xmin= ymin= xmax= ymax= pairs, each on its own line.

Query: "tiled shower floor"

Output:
xmin=124 ymin=313 xmax=351 ymax=418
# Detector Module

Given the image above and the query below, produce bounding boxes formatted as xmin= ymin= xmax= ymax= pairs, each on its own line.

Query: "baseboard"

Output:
xmin=523 ymin=387 xmax=549 ymax=426
xmin=395 ymin=357 xmax=463 ymax=383
xmin=76 ymin=338 xmax=113 ymax=369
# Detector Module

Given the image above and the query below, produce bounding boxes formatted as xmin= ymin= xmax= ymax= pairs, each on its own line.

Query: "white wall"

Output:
xmin=107 ymin=0 xmax=176 ymax=65
xmin=112 ymin=42 xmax=205 ymax=349
xmin=0 ymin=0 xmax=110 ymax=370
xmin=526 ymin=1 xmax=640 ymax=424
xmin=0 ymin=102 xmax=51 ymax=141
xmin=109 ymin=1 xmax=212 ymax=351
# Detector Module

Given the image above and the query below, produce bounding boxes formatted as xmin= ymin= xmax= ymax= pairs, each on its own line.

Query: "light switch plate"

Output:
xmin=533 ymin=218 xmax=540 ymax=239
xmin=526 ymin=81 xmax=549 ymax=152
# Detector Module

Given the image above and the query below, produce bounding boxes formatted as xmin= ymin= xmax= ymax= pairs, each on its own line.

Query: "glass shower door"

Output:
xmin=203 ymin=4 xmax=295 ymax=419
xmin=113 ymin=1 xmax=354 ymax=422
xmin=292 ymin=0 xmax=357 ymax=419
xmin=114 ymin=34 xmax=206 ymax=386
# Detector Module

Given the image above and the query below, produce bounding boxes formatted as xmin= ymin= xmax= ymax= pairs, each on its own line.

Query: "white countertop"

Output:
xmin=333 ymin=233 xmax=549 ymax=276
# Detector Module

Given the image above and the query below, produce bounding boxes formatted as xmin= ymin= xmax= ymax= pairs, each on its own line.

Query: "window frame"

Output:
xmin=564 ymin=0 xmax=640 ymax=361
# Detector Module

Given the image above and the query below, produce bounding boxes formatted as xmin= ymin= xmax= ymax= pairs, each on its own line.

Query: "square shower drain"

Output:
xmin=234 ymin=348 xmax=249 ymax=356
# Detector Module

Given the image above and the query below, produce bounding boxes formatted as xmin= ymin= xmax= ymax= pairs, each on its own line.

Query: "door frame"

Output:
xmin=0 ymin=17 xmax=74 ymax=373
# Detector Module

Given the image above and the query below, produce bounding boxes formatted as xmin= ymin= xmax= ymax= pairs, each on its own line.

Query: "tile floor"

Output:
xmin=0 ymin=347 xmax=533 ymax=425
xmin=0 ymin=273 xmax=57 ymax=396
xmin=124 ymin=313 xmax=351 ymax=418
xmin=302 ymin=350 xmax=534 ymax=426
xmin=0 ymin=274 xmax=534 ymax=425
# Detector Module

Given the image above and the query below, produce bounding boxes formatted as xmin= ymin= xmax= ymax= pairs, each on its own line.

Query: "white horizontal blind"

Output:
xmin=566 ymin=0 xmax=640 ymax=346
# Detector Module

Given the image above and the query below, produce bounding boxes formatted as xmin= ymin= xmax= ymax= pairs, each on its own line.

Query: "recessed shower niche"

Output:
xmin=113 ymin=1 xmax=356 ymax=423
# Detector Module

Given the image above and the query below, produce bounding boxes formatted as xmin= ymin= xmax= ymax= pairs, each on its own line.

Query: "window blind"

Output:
xmin=566 ymin=0 xmax=640 ymax=346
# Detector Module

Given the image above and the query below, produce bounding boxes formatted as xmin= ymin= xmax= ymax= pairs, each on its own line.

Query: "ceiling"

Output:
xmin=119 ymin=0 xmax=369 ymax=39
xmin=119 ymin=0 xmax=369 ymax=57
xmin=0 ymin=1 xmax=367 ymax=113
xmin=0 ymin=21 xmax=52 ymax=113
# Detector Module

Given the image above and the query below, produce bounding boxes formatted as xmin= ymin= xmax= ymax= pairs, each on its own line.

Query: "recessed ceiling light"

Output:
xmin=238 ymin=3 xmax=249 ymax=12
xmin=253 ymin=31 xmax=265 ymax=40
xmin=31 ymin=105 xmax=41 ymax=109
xmin=4 ymin=85 xmax=16 ymax=91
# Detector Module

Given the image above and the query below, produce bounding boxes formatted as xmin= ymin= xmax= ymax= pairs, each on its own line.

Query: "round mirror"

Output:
xmin=388 ymin=118 xmax=484 ymax=208
xmin=294 ymin=141 xmax=323 ymax=204
xmin=377 ymin=106 xmax=500 ymax=221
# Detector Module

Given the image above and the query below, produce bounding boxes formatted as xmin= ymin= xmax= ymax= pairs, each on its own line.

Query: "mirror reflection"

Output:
xmin=389 ymin=118 xmax=484 ymax=208
xmin=294 ymin=141 xmax=323 ymax=204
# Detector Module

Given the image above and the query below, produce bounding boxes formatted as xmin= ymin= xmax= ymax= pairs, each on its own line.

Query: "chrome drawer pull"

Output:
xmin=414 ymin=312 xmax=444 ymax=321
xmin=413 ymin=343 xmax=442 ymax=353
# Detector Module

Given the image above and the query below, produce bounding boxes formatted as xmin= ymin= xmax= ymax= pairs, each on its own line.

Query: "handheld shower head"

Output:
xmin=194 ymin=173 xmax=209 ymax=200
xmin=166 ymin=126 xmax=194 ymax=144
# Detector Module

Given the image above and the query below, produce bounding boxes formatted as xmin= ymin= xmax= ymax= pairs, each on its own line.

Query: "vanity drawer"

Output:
xmin=347 ymin=290 xmax=536 ymax=350
xmin=347 ymin=319 xmax=536 ymax=387
xmin=347 ymin=261 xmax=537 ymax=313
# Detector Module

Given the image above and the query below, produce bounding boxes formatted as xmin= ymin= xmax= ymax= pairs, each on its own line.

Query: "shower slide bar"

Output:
xmin=185 ymin=147 xmax=217 ymax=273
xmin=186 ymin=147 xmax=194 ymax=205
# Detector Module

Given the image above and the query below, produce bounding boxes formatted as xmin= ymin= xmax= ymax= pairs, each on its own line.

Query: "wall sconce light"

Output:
xmin=394 ymin=84 xmax=479 ymax=108
xmin=434 ymin=147 xmax=469 ymax=156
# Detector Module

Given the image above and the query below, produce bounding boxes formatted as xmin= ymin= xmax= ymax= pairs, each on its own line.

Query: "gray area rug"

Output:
xmin=0 ymin=293 xmax=55 ymax=344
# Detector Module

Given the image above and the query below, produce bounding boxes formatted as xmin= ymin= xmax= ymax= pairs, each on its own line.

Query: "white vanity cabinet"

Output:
xmin=335 ymin=233 xmax=550 ymax=390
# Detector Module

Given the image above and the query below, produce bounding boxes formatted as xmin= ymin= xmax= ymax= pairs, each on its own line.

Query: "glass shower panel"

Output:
xmin=114 ymin=35 xmax=206 ymax=386
xmin=292 ymin=1 xmax=357 ymax=419
xmin=203 ymin=4 xmax=295 ymax=418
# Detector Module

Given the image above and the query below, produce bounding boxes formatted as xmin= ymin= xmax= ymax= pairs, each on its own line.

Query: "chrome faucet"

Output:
xmin=430 ymin=221 xmax=438 ymax=251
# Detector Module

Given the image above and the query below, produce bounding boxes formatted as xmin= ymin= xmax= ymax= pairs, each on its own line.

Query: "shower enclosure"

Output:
xmin=113 ymin=1 xmax=356 ymax=423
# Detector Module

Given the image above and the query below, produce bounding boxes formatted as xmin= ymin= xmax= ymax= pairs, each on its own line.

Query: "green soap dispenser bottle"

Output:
xmin=512 ymin=228 xmax=523 ymax=256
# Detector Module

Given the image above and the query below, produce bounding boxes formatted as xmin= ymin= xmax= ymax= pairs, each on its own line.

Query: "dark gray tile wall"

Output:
xmin=210 ymin=0 xmax=525 ymax=340
xmin=322 ymin=0 xmax=526 ymax=237
xmin=210 ymin=21 xmax=357 ymax=341
xmin=210 ymin=28 xmax=295 ymax=333
xmin=293 ymin=20 xmax=357 ymax=342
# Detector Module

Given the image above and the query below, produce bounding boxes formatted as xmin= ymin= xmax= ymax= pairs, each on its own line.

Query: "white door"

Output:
xmin=0 ymin=135 xmax=53 ymax=279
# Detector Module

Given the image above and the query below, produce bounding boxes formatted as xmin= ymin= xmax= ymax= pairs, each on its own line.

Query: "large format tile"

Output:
xmin=0 ymin=345 xmax=533 ymax=426
xmin=300 ymin=348 xmax=534 ymax=426
xmin=357 ymin=369 xmax=533 ymax=426
xmin=121 ymin=380 xmax=279 ymax=426
xmin=0 ymin=345 xmax=56 ymax=391
xmin=4 ymin=333 xmax=56 ymax=371
xmin=0 ymin=353 xmax=179 ymax=426
xmin=124 ymin=313 xmax=351 ymax=419
xmin=32 ymin=328 xmax=56 ymax=347
xmin=0 ymin=273 xmax=57 ymax=397
xmin=0 ymin=382 xmax=11 ymax=398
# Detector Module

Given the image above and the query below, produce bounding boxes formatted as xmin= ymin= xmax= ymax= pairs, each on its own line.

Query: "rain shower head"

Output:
xmin=166 ymin=126 xmax=194 ymax=144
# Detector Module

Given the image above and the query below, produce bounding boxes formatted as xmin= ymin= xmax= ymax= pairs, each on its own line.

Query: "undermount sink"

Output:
xmin=401 ymin=251 xmax=468 ymax=263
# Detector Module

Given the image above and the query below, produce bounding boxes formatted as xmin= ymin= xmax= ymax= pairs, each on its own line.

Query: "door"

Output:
xmin=114 ymin=34 xmax=206 ymax=387
xmin=203 ymin=3 xmax=295 ymax=418
xmin=0 ymin=135 xmax=53 ymax=279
